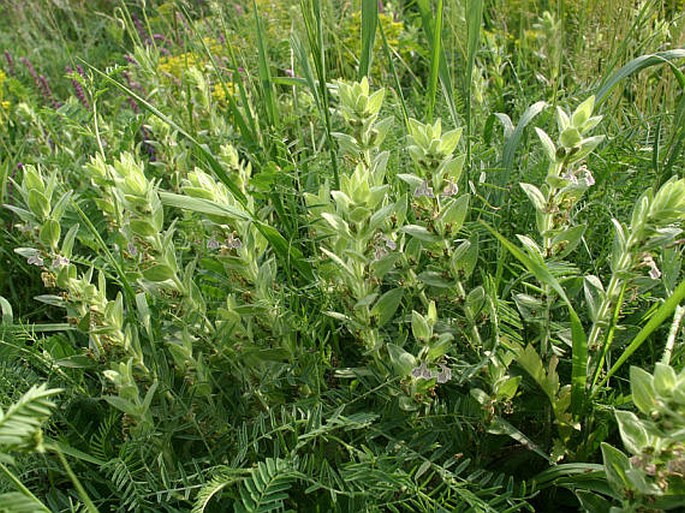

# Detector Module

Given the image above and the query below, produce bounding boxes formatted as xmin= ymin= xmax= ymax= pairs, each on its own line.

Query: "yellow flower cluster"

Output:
xmin=156 ymin=38 xmax=234 ymax=105
xmin=211 ymin=81 xmax=236 ymax=104
xmin=0 ymin=69 xmax=10 ymax=111
xmin=157 ymin=38 xmax=224 ymax=79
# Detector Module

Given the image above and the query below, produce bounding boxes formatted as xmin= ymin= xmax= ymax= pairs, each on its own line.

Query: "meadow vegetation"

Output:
xmin=1 ymin=0 xmax=685 ymax=511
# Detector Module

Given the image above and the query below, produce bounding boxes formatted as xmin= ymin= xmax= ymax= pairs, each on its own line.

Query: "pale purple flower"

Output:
xmin=436 ymin=364 xmax=452 ymax=384
xmin=382 ymin=235 xmax=397 ymax=251
xmin=51 ymin=255 xmax=70 ymax=268
xmin=284 ymin=68 xmax=295 ymax=78
xmin=127 ymin=242 xmax=138 ymax=257
xmin=442 ymin=181 xmax=458 ymax=197
xmin=207 ymin=237 xmax=220 ymax=249
xmin=226 ymin=233 xmax=242 ymax=250
xmin=414 ymin=180 xmax=435 ymax=199
xmin=411 ymin=362 xmax=432 ymax=380
xmin=27 ymin=254 xmax=44 ymax=267
xmin=374 ymin=246 xmax=388 ymax=261
xmin=66 ymin=65 xmax=89 ymax=109
xmin=561 ymin=169 xmax=578 ymax=184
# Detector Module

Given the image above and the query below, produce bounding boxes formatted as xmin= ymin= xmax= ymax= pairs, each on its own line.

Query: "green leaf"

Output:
xmin=439 ymin=194 xmax=469 ymax=233
xmin=653 ymin=362 xmax=677 ymax=396
xmin=601 ymin=443 xmax=632 ymax=494
xmin=27 ymin=190 xmax=50 ymax=219
xmin=159 ymin=192 xmax=249 ymax=221
xmin=255 ymin=221 xmax=314 ymax=282
xmin=629 ymin=367 xmax=657 ymax=416
xmin=552 ymin=225 xmax=586 ymax=258
xmin=496 ymin=376 xmax=521 ymax=401
xmin=614 ymin=410 xmax=649 ymax=455
xmin=411 ymin=311 xmax=432 ymax=342
xmin=401 ymin=224 xmax=440 ymax=243
xmin=596 ymin=49 xmax=685 ymax=104
xmin=519 ymin=183 xmax=547 ymax=213
xmin=237 ymin=458 xmax=297 ymax=513
xmin=387 ymin=343 xmax=417 ymax=377
xmin=501 ymin=101 xmax=547 ymax=175
xmin=0 ymin=384 xmax=61 ymax=450
xmin=129 ymin=219 xmax=158 ymax=238
xmin=0 ymin=492 xmax=50 ymax=513
xmin=371 ymin=288 xmax=404 ymax=327
xmin=575 ymin=490 xmax=613 ymax=513
xmin=142 ymin=264 xmax=176 ymax=282
xmin=0 ymin=296 xmax=13 ymax=325
xmin=38 ymin=219 xmax=60 ymax=249
xmin=535 ymin=127 xmax=556 ymax=161
xmin=438 ymin=128 xmax=463 ymax=155
xmin=560 ymin=127 xmax=582 ymax=148
xmin=517 ymin=345 xmax=556 ymax=404
xmin=571 ymin=96 xmax=595 ymax=127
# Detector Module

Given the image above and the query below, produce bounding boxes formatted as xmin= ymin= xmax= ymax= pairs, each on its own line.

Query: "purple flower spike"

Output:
xmin=66 ymin=65 xmax=90 ymax=109
xmin=4 ymin=50 xmax=15 ymax=75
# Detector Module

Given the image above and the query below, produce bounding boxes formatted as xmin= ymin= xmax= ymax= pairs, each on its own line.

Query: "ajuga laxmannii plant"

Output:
xmin=2 ymin=2 xmax=685 ymax=513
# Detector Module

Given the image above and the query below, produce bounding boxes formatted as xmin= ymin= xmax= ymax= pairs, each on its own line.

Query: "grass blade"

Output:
xmin=595 ymin=277 xmax=685 ymax=393
xmin=464 ymin=0 xmax=484 ymax=166
xmin=481 ymin=221 xmax=587 ymax=416
xmin=596 ymin=49 xmax=685 ymax=104
xmin=501 ymin=101 xmax=548 ymax=173
xmin=378 ymin=15 xmax=409 ymax=130
xmin=299 ymin=0 xmax=340 ymax=189
xmin=427 ymin=0 xmax=443 ymax=121
xmin=416 ymin=0 xmax=459 ymax=127
xmin=359 ymin=0 xmax=378 ymax=80
xmin=252 ymin=0 xmax=279 ymax=128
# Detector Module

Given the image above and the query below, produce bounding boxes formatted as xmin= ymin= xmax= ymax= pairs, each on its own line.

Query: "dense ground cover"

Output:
xmin=1 ymin=0 xmax=685 ymax=511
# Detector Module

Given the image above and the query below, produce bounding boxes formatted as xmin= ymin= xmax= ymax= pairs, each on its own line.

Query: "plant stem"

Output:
xmin=662 ymin=304 xmax=685 ymax=365
xmin=0 ymin=462 xmax=50 ymax=512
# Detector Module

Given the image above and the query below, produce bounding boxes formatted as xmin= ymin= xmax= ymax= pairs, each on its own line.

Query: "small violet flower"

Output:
xmin=382 ymin=235 xmax=397 ymax=251
xmin=442 ymin=181 xmax=458 ymax=197
xmin=411 ymin=362 xmax=433 ymax=380
xmin=226 ymin=233 xmax=242 ymax=250
xmin=27 ymin=254 xmax=44 ymax=267
xmin=414 ymin=180 xmax=435 ymax=199
xmin=51 ymin=255 xmax=70 ymax=269
xmin=127 ymin=242 xmax=139 ymax=257
xmin=207 ymin=237 xmax=221 ymax=250
xmin=436 ymin=364 xmax=452 ymax=384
